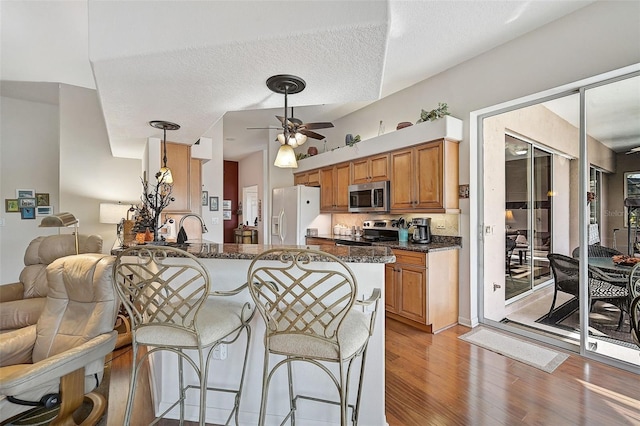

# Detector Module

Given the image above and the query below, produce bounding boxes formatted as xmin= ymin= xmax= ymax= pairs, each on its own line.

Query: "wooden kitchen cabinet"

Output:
xmin=319 ymin=162 xmax=350 ymax=212
xmin=294 ymin=169 xmax=320 ymax=186
xmin=165 ymin=142 xmax=193 ymax=212
xmin=351 ymin=153 xmax=389 ymax=184
xmin=305 ymin=237 xmax=335 ymax=246
xmin=389 ymin=139 xmax=459 ymax=212
xmin=385 ymin=248 xmax=458 ymax=333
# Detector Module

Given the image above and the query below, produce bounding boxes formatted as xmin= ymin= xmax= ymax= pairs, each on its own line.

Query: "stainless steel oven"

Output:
xmin=348 ymin=181 xmax=390 ymax=213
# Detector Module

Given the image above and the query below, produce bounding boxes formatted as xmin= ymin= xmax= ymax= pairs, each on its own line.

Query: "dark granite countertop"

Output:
xmin=112 ymin=241 xmax=396 ymax=264
xmin=311 ymin=234 xmax=462 ymax=253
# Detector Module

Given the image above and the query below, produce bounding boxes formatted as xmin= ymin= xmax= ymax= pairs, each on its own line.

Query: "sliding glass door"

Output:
xmin=480 ymin=69 xmax=640 ymax=370
xmin=504 ymin=136 xmax=553 ymax=301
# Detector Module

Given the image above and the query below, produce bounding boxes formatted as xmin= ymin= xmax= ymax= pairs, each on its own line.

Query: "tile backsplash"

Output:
xmin=331 ymin=213 xmax=460 ymax=236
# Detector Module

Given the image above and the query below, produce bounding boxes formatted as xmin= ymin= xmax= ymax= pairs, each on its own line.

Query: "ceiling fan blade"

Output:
xmin=275 ymin=115 xmax=294 ymax=128
xmin=300 ymin=122 xmax=334 ymax=130
xmin=299 ymin=129 xmax=325 ymax=140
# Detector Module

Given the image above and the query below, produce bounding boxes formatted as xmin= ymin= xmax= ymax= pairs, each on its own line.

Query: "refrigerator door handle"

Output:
xmin=280 ymin=209 xmax=287 ymax=242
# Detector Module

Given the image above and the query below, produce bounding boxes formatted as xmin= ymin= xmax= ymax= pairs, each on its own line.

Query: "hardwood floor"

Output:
xmin=105 ymin=320 xmax=640 ymax=425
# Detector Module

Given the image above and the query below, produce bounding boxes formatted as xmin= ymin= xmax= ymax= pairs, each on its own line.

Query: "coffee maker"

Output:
xmin=411 ymin=217 xmax=432 ymax=244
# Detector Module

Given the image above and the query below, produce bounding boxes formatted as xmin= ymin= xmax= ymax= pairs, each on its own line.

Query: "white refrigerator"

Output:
xmin=271 ymin=185 xmax=330 ymax=245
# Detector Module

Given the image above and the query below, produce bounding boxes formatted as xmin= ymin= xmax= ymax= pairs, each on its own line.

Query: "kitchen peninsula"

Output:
xmin=113 ymin=242 xmax=393 ymax=426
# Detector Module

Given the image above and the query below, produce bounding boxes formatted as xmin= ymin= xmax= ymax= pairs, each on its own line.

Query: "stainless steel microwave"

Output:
xmin=348 ymin=181 xmax=390 ymax=213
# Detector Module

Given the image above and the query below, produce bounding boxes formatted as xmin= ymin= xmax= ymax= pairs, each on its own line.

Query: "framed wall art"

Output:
xmin=16 ymin=189 xmax=35 ymax=198
xmin=19 ymin=198 xmax=37 ymax=208
xmin=201 ymin=191 xmax=208 ymax=206
xmin=209 ymin=196 xmax=219 ymax=211
xmin=36 ymin=193 xmax=50 ymax=206
xmin=223 ymin=210 xmax=231 ymax=220
xmin=21 ymin=207 xmax=36 ymax=220
xmin=36 ymin=206 xmax=54 ymax=217
xmin=5 ymin=199 xmax=19 ymax=213
xmin=223 ymin=200 xmax=231 ymax=210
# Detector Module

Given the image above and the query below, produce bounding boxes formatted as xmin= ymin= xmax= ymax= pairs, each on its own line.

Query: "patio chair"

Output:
xmin=547 ymin=253 xmax=628 ymax=329
xmin=571 ymin=244 xmax=623 ymax=259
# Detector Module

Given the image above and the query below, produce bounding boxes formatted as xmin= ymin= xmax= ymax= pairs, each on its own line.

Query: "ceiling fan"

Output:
xmin=248 ymin=75 xmax=334 ymax=144
xmin=625 ymin=146 xmax=640 ymax=155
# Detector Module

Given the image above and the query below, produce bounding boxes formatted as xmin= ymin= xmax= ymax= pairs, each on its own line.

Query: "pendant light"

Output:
xmin=267 ymin=75 xmax=307 ymax=168
xmin=149 ymin=120 xmax=181 ymax=183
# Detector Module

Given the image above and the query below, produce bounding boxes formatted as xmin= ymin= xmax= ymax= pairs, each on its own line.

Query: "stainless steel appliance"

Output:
xmin=348 ymin=181 xmax=390 ymax=213
xmin=411 ymin=217 xmax=432 ymax=244
xmin=334 ymin=219 xmax=399 ymax=246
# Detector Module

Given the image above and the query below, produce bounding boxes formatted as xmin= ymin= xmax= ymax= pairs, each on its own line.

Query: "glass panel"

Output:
xmin=532 ymin=148 xmax=552 ymax=288
xmin=505 ymin=136 xmax=533 ymax=300
xmin=584 ymin=75 xmax=640 ymax=366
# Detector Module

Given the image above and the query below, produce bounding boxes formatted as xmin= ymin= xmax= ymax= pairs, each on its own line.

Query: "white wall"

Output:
xmin=310 ymin=1 xmax=640 ymax=327
xmin=58 ymin=84 xmax=141 ymax=253
xmin=0 ymin=95 xmax=60 ymax=282
xmin=201 ymin=120 xmax=224 ymax=243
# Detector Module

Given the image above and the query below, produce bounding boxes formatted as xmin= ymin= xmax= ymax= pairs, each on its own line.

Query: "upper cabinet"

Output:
xmin=294 ymin=169 xmax=320 ymax=187
xmin=351 ymin=153 xmax=389 ymax=184
xmin=319 ymin=162 xmax=350 ymax=212
xmin=293 ymin=117 xmax=462 ymax=214
xmin=390 ymin=139 xmax=458 ymax=212
xmin=164 ymin=142 xmax=201 ymax=213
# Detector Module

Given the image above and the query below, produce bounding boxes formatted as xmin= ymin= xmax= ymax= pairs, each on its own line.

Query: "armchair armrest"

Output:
xmin=0 ymin=325 xmax=37 ymax=367
xmin=0 ymin=331 xmax=117 ymax=397
xmin=0 ymin=283 xmax=25 ymax=303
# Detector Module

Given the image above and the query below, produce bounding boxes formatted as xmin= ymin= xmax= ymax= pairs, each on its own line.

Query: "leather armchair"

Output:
xmin=0 ymin=253 xmax=118 ymax=424
xmin=0 ymin=234 xmax=102 ymax=332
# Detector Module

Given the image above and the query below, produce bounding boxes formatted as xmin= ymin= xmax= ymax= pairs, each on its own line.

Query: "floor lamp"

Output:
xmin=39 ymin=212 xmax=79 ymax=254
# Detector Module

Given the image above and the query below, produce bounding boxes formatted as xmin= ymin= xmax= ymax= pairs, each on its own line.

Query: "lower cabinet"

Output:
xmin=385 ymin=248 xmax=458 ymax=333
xmin=305 ymin=237 xmax=336 ymax=246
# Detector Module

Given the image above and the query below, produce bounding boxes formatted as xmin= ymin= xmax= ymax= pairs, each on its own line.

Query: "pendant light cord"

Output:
xmin=162 ymin=127 xmax=168 ymax=168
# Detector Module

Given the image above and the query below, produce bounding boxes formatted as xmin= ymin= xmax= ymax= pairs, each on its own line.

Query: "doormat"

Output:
xmin=459 ymin=326 xmax=568 ymax=373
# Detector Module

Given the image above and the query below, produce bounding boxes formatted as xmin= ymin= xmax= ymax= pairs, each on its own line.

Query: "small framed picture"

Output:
xmin=223 ymin=200 xmax=232 ymax=210
xmin=209 ymin=196 xmax=219 ymax=211
xmin=19 ymin=198 xmax=37 ymax=208
xmin=201 ymin=191 xmax=208 ymax=206
xmin=5 ymin=199 xmax=19 ymax=213
xmin=223 ymin=210 xmax=232 ymax=220
xmin=36 ymin=206 xmax=54 ymax=217
xmin=21 ymin=207 xmax=36 ymax=220
xmin=36 ymin=193 xmax=50 ymax=206
xmin=16 ymin=189 xmax=35 ymax=198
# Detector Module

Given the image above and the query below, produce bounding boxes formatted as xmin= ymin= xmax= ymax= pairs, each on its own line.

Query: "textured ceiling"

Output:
xmin=2 ymin=1 xmax=603 ymax=160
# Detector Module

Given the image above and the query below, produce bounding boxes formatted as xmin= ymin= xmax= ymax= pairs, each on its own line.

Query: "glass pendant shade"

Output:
xmin=159 ymin=166 xmax=173 ymax=184
xmin=277 ymin=133 xmax=286 ymax=144
xmin=295 ymin=132 xmax=307 ymax=145
xmin=274 ymin=144 xmax=298 ymax=168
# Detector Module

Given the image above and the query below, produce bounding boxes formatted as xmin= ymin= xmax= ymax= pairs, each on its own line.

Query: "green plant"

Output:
xmin=416 ymin=102 xmax=450 ymax=123
xmin=346 ymin=134 xmax=361 ymax=147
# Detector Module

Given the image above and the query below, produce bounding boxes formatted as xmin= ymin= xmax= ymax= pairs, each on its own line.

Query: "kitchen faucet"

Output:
xmin=177 ymin=213 xmax=208 ymax=244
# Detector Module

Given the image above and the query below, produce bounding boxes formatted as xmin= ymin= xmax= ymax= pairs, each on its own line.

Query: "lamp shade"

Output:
xmin=39 ymin=212 xmax=78 ymax=228
xmin=158 ymin=167 xmax=173 ymax=184
xmin=505 ymin=210 xmax=515 ymax=222
xmin=274 ymin=144 xmax=298 ymax=168
xmin=100 ymin=203 xmax=130 ymax=224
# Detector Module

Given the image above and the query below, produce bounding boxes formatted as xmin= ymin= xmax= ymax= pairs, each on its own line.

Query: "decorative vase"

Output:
xmin=307 ymin=146 xmax=318 ymax=156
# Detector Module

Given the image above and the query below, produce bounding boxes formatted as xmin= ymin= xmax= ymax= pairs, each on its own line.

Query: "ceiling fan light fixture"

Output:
xmin=295 ymin=132 xmax=307 ymax=145
xmin=274 ymin=144 xmax=298 ymax=168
